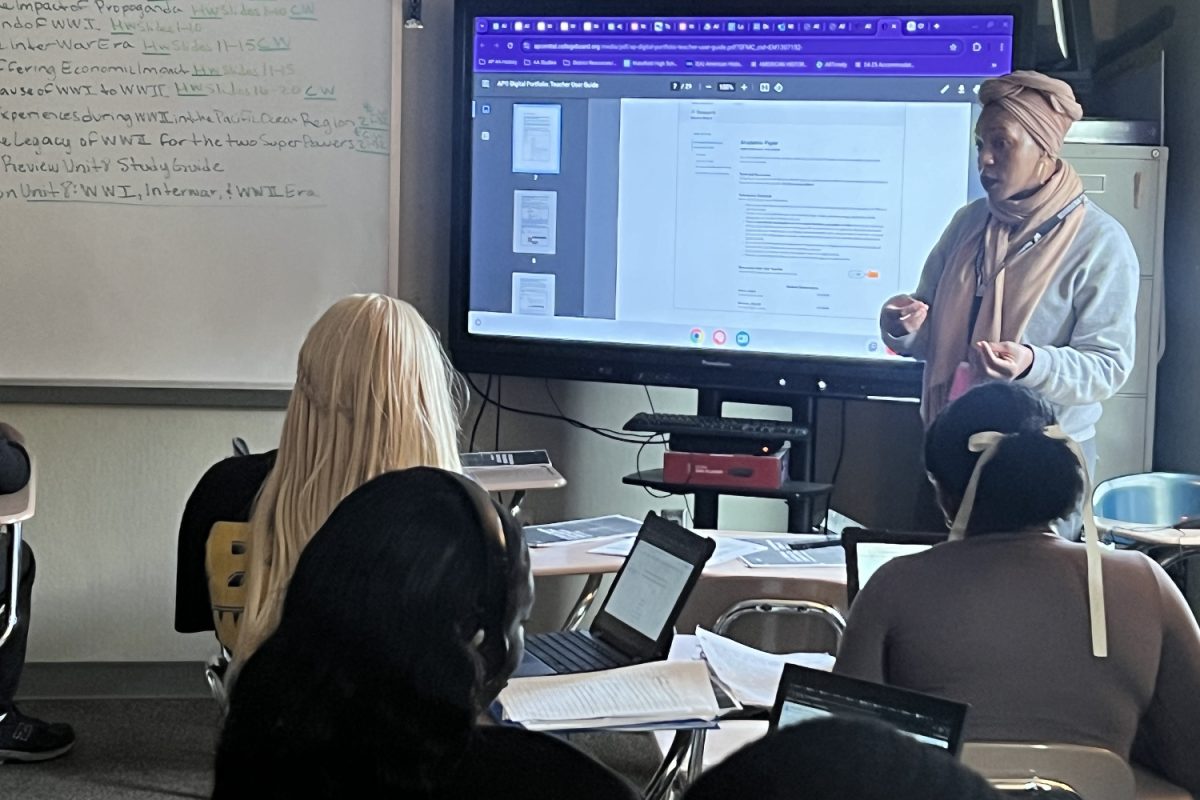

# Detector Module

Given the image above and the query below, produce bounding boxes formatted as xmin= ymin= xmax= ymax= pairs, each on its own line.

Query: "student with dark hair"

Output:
xmin=212 ymin=467 xmax=638 ymax=800
xmin=835 ymin=383 xmax=1200 ymax=794
xmin=0 ymin=424 xmax=74 ymax=763
xmin=922 ymin=380 xmax=1084 ymax=534
xmin=684 ymin=717 xmax=1004 ymax=800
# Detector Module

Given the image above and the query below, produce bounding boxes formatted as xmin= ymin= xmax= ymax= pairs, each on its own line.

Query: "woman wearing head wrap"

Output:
xmin=880 ymin=71 xmax=1138 ymax=482
xmin=834 ymin=383 xmax=1200 ymax=796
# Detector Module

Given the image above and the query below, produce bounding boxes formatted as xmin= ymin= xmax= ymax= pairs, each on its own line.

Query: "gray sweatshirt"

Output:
xmin=884 ymin=199 xmax=1139 ymax=441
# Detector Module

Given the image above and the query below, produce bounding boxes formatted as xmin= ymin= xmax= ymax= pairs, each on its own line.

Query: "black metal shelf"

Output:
xmin=623 ymin=469 xmax=833 ymax=533
xmin=623 ymin=470 xmax=832 ymax=501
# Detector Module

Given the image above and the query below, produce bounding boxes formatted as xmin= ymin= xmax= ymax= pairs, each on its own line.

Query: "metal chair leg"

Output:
xmin=205 ymin=646 xmax=233 ymax=712
xmin=562 ymin=573 xmax=604 ymax=632
xmin=645 ymin=730 xmax=695 ymax=800
xmin=0 ymin=521 xmax=23 ymax=649
xmin=685 ymin=728 xmax=708 ymax=786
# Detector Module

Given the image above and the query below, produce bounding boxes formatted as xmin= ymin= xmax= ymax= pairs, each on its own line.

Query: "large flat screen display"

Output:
xmin=450 ymin=1 xmax=1034 ymax=398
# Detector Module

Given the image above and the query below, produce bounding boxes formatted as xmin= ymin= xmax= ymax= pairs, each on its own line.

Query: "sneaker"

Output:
xmin=0 ymin=707 xmax=75 ymax=763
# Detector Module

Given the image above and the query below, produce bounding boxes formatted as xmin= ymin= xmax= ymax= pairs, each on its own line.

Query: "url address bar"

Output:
xmin=523 ymin=38 xmax=966 ymax=55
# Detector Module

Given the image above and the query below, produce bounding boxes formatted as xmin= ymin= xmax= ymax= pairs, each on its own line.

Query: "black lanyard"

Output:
xmin=974 ymin=192 xmax=1088 ymax=298
xmin=968 ymin=192 xmax=1087 ymax=341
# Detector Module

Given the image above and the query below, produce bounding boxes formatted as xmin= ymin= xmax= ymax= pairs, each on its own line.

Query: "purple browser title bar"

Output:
xmin=473 ymin=15 xmax=1013 ymax=78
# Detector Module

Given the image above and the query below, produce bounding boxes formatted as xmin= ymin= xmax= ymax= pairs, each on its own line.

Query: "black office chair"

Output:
xmin=201 ymin=436 xmax=253 ymax=710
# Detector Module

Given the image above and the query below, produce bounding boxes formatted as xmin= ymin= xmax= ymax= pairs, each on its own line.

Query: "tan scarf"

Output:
xmin=921 ymin=162 xmax=1086 ymax=427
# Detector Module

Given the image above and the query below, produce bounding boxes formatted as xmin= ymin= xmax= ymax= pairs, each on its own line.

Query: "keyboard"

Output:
xmin=526 ymin=631 xmax=629 ymax=674
xmin=624 ymin=412 xmax=810 ymax=441
xmin=461 ymin=450 xmax=551 ymax=468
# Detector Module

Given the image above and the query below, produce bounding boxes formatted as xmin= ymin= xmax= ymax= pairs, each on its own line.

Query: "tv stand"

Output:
xmin=622 ymin=389 xmax=833 ymax=533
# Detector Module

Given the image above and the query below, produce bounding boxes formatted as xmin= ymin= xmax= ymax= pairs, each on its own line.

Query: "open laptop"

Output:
xmin=515 ymin=512 xmax=716 ymax=678
xmin=461 ymin=450 xmax=566 ymax=492
xmin=842 ymin=528 xmax=949 ymax=607
xmin=770 ymin=663 xmax=970 ymax=756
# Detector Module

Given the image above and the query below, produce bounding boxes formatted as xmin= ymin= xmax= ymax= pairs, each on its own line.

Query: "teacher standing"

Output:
xmin=881 ymin=71 xmax=1138 ymax=478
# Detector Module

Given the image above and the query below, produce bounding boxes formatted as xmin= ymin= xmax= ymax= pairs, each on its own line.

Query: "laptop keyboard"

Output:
xmin=526 ymin=631 xmax=629 ymax=674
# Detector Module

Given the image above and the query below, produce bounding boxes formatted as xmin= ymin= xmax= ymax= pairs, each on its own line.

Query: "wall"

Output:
xmin=1091 ymin=0 xmax=1118 ymax=40
xmin=1 ymin=406 xmax=286 ymax=661
xmin=1130 ymin=0 xmax=1200 ymax=473
xmin=1085 ymin=0 xmax=1200 ymax=472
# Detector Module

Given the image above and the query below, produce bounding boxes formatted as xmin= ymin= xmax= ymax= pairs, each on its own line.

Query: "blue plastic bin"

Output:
xmin=1093 ymin=473 xmax=1200 ymax=528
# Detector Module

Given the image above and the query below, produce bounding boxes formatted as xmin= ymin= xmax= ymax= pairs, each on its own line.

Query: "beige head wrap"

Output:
xmin=978 ymin=70 xmax=1083 ymax=157
xmin=948 ymin=426 xmax=1107 ymax=658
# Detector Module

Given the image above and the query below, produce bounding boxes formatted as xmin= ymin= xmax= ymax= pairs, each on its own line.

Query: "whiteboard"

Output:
xmin=0 ymin=0 xmax=395 ymax=388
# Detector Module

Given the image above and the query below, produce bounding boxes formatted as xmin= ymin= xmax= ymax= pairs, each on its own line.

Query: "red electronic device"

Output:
xmin=662 ymin=444 xmax=790 ymax=490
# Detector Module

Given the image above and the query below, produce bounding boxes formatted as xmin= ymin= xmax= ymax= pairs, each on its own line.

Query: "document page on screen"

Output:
xmin=602 ymin=541 xmax=694 ymax=640
xmin=615 ymin=98 xmax=970 ymax=344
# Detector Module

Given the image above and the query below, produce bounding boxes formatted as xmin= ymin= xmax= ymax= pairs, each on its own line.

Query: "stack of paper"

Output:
xmin=496 ymin=660 xmax=719 ymax=731
xmin=739 ymin=537 xmax=845 ymax=568
xmin=522 ymin=514 xmax=643 ymax=547
xmin=696 ymin=627 xmax=836 ymax=708
xmin=588 ymin=534 xmax=767 ymax=565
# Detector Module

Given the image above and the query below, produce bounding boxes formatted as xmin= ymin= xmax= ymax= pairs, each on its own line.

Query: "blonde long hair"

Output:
xmin=234 ymin=294 xmax=464 ymax=661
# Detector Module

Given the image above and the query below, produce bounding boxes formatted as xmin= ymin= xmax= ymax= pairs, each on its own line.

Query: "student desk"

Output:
xmin=652 ymin=722 xmax=1194 ymax=800
xmin=1101 ymin=522 xmax=1200 ymax=564
xmin=529 ymin=530 xmax=848 ymax=636
xmin=530 ymin=531 xmax=846 ymax=800
xmin=1104 ymin=522 xmax=1200 ymax=622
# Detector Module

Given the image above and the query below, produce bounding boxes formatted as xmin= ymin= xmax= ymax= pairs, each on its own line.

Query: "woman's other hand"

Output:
xmin=975 ymin=340 xmax=1034 ymax=380
xmin=881 ymin=295 xmax=929 ymax=338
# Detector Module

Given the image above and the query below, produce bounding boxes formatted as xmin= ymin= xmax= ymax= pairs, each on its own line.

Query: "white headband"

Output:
xmin=947 ymin=425 xmax=1107 ymax=658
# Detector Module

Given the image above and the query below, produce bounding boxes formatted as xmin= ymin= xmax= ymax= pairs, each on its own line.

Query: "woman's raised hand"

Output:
xmin=882 ymin=294 xmax=929 ymax=338
xmin=974 ymin=340 xmax=1035 ymax=380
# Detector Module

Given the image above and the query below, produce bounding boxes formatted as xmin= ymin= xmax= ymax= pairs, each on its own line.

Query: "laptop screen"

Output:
xmin=602 ymin=540 xmax=694 ymax=640
xmin=771 ymin=664 xmax=968 ymax=754
xmin=842 ymin=529 xmax=948 ymax=607
xmin=857 ymin=542 xmax=934 ymax=589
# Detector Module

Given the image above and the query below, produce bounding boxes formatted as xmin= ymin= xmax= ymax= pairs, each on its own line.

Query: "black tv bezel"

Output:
xmin=448 ymin=0 xmax=1037 ymax=401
